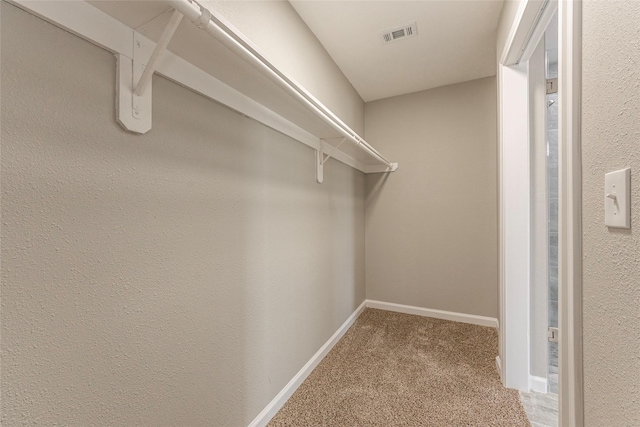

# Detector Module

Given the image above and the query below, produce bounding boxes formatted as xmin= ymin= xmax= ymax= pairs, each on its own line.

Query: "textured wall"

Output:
xmin=364 ymin=77 xmax=498 ymax=318
xmin=1 ymin=4 xmax=365 ymax=425
xmin=582 ymin=1 xmax=640 ymax=425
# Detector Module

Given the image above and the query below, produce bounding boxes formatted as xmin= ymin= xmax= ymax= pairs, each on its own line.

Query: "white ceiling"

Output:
xmin=290 ymin=0 xmax=504 ymax=102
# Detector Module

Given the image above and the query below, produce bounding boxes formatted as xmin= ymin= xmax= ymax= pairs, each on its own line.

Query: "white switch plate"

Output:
xmin=604 ymin=167 xmax=631 ymax=228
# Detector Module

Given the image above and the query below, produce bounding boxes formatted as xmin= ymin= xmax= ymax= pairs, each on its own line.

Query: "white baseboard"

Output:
xmin=529 ymin=375 xmax=548 ymax=393
xmin=496 ymin=356 xmax=503 ymax=380
xmin=366 ymin=300 xmax=499 ymax=328
xmin=247 ymin=300 xmax=367 ymax=427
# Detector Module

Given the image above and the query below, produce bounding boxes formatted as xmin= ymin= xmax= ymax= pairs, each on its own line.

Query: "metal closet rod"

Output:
xmin=167 ymin=0 xmax=394 ymax=169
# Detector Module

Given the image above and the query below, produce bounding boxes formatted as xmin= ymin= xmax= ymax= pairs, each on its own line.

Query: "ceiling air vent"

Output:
xmin=381 ymin=22 xmax=418 ymax=44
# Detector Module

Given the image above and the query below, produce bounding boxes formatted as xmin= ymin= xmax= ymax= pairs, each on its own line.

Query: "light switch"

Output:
xmin=604 ymin=167 xmax=631 ymax=228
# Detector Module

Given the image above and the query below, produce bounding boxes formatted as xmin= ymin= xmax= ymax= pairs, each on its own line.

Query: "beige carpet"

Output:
xmin=269 ymin=308 xmax=530 ymax=426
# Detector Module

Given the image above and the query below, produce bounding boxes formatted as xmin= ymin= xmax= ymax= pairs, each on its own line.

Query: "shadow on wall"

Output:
xmin=365 ymin=172 xmax=391 ymax=214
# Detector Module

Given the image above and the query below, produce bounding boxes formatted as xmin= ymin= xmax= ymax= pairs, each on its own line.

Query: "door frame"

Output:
xmin=497 ymin=0 xmax=583 ymax=424
xmin=557 ymin=1 xmax=583 ymax=425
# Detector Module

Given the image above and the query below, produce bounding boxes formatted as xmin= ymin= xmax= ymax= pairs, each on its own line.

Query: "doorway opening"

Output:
xmin=544 ymin=12 xmax=559 ymax=395
xmin=518 ymin=9 xmax=559 ymax=426
xmin=498 ymin=0 xmax=583 ymax=424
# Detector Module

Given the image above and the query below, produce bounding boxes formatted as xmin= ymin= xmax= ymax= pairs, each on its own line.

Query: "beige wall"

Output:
xmin=496 ymin=0 xmax=522 ymax=61
xmin=208 ymin=0 xmax=365 ymax=135
xmin=364 ymin=77 xmax=498 ymax=318
xmin=582 ymin=1 xmax=640 ymax=425
xmin=1 ymin=4 xmax=365 ymax=425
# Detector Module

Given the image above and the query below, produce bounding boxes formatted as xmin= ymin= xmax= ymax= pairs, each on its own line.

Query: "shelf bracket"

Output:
xmin=321 ymin=137 xmax=346 ymax=166
xmin=116 ymin=10 xmax=184 ymax=134
xmin=316 ymin=137 xmax=347 ymax=183
xmin=316 ymin=145 xmax=324 ymax=183
xmin=116 ymin=52 xmax=151 ymax=133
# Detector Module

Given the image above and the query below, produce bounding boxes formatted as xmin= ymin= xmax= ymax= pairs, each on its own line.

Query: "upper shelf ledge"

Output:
xmin=11 ymin=0 xmax=398 ymax=180
xmin=165 ymin=0 xmax=397 ymax=175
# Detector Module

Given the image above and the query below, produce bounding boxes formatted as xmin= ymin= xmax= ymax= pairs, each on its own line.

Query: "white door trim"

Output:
xmin=499 ymin=0 xmax=584 ymax=423
xmin=498 ymin=58 xmax=531 ymax=391
xmin=498 ymin=0 xmax=557 ymax=392
xmin=498 ymin=0 xmax=584 ymax=427
xmin=558 ymin=0 xmax=584 ymax=425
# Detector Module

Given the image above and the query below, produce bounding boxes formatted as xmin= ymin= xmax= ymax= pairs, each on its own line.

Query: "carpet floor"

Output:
xmin=269 ymin=308 xmax=530 ymax=426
